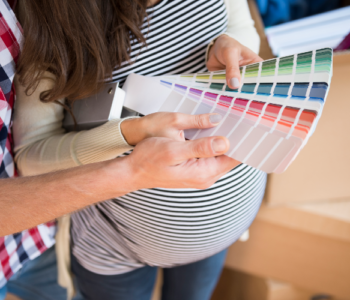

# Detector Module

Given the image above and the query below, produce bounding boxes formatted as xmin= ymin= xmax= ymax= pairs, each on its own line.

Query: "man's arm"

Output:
xmin=0 ymin=136 xmax=239 ymax=236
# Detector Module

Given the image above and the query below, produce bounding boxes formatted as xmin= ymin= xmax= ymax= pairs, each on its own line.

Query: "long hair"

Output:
xmin=16 ymin=0 xmax=149 ymax=105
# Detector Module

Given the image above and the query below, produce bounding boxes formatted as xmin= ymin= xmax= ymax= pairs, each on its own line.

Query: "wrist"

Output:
xmin=120 ymin=117 xmax=147 ymax=146
xmin=102 ymin=156 xmax=138 ymax=196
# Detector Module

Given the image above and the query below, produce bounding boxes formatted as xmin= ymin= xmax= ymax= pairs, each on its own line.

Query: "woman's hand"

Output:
xmin=120 ymin=112 xmax=223 ymax=146
xmin=207 ymin=35 xmax=263 ymax=89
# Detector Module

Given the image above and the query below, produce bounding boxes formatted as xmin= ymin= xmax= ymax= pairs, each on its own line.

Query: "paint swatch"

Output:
xmin=123 ymin=48 xmax=333 ymax=173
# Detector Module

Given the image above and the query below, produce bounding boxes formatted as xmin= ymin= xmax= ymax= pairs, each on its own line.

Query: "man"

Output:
xmin=0 ymin=2 xmax=239 ymax=298
xmin=1 ymin=0 xmax=264 ymax=297
xmin=1 ymin=136 xmax=237 ymax=299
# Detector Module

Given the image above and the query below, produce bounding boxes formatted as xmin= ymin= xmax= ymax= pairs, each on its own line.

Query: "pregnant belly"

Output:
xmin=71 ymin=165 xmax=266 ymax=274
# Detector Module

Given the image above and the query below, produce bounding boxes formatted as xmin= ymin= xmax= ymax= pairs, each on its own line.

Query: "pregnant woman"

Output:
xmin=13 ymin=0 xmax=267 ymax=299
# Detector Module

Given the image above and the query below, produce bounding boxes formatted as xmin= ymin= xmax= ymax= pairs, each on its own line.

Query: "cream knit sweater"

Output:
xmin=13 ymin=0 xmax=260 ymax=298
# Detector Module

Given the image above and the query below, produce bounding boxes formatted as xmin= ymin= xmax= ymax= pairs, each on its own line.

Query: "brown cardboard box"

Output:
xmin=224 ymin=3 xmax=350 ymax=300
xmin=212 ymin=269 xmax=340 ymax=300
xmin=224 ymin=201 xmax=350 ymax=299
xmin=265 ymin=52 xmax=350 ymax=205
xmin=4 ymin=294 xmax=22 ymax=300
xmin=249 ymin=0 xmax=350 ymax=205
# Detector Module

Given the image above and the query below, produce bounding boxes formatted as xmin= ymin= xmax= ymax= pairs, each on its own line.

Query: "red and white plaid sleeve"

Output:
xmin=0 ymin=0 xmax=56 ymax=288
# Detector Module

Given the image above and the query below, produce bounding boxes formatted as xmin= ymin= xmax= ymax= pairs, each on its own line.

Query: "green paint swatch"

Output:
xmin=180 ymin=75 xmax=194 ymax=79
xmin=212 ymin=74 xmax=226 ymax=80
xmin=261 ymin=59 xmax=276 ymax=77
xmin=225 ymin=86 xmax=239 ymax=92
xmin=278 ymin=55 xmax=294 ymax=76
xmin=296 ymin=51 xmax=312 ymax=74
xmin=210 ymin=83 xmax=225 ymax=91
xmin=196 ymin=74 xmax=210 ymax=80
xmin=315 ymin=48 xmax=332 ymax=73
xmin=245 ymin=63 xmax=259 ymax=78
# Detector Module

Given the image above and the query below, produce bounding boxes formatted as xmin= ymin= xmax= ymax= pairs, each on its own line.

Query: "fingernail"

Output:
xmin=229 ymin=78 xmax=240 ymax=89
xmin=212 ymin=138 xmax=227 ymax=153
xmin=209 ymin=114 xmax=222 ymax=124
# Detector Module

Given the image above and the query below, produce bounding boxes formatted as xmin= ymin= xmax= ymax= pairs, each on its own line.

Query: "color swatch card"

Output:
xmin=122 ymin=48 xmax=333 ymax=173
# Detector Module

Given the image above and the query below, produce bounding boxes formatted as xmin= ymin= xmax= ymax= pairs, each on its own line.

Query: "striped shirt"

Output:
xmin=71 ymin=0 xmax=267 ymax=275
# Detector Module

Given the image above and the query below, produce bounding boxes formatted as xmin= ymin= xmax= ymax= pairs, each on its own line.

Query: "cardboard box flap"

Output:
xmin=257 ymin=201 xmax=350 ymax=243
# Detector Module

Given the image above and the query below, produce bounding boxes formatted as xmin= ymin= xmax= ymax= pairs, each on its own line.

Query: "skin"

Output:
xmin=1 ymin=9 xmax=262 ymax=236
xmin=121 ymin=35 xmax=263 ymax=144
xmin=121 ymin=112 xmax=222 ymax=145
xmin=0 ymin=116 xmax=239 ymax=236
xmin=207 ymin=34 xmax=263 ymax=88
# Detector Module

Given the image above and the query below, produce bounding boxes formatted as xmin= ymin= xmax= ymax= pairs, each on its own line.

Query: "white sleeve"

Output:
xmin=206 ymin=0 xmax=261 ymax=60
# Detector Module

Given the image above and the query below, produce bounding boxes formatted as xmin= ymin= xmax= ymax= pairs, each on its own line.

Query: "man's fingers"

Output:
xmin=173 ymin=136 xmax=230 ymax=163
xmin=175 ymin=113 xmax=223 ymax=130
xmin=183 ymin=151 xmax=241 ymax=189
xmin=130 ymin=136 xmax=241 ymax=190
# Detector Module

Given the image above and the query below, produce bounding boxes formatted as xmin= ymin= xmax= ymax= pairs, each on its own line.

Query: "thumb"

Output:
xmin=174 ymin=136 xmax=230 ymax=163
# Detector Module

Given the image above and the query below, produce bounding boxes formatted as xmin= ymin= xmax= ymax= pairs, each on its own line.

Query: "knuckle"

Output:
xmin=229 ymin=46 xmax=239 ymax=54
xmin=171 ymin=113 xmax=181 ymax=126
xmin=194 ymin=114 xmax=206 ymax=128
xmin=192 ymin=141 xmax=207 ymax=157
xmin=223 ymin=46 xmax=236 ymax=57
xmin=178 ymin=130 xmax=185 ymax=141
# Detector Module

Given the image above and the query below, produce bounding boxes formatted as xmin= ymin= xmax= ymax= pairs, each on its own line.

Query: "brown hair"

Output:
xmin=16 ymin=0 xmax=149 ymax=105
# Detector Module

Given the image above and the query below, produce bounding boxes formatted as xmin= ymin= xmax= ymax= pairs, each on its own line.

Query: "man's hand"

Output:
xmin=116 ymin=136 xmax=240 ymax=192
xmin=207 ymin=35 xmax=263 ymax=89
xmin=0 ymin=135 xmax=239 ymax=235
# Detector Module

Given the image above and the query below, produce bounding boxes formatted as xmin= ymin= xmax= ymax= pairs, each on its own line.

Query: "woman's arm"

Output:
xmin=224 ymin=0 xmax=260 ymax=54
xmin=14 ymin=74 xmax=223 ymax=177
xmin=206 ymin=0 xmax=260 ymax=58
xmin=13 ymin=74 xmax=134 ymax=176
xmin=206 ymin=0 xmax=262 ymax=89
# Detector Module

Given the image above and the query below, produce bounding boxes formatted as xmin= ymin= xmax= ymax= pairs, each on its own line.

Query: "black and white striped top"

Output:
xmin=70 ymin=0 xmax=267 ymax=275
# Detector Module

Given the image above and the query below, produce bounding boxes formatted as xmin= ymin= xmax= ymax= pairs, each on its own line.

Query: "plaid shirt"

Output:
xmin=0 ymin=0 xmax=56 ymax=288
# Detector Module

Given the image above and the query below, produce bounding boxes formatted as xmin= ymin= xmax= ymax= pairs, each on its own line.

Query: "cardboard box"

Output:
xmin=4 ymin=294 xmax=21 ymax=300
xmin=153 ymin=5 xmax=350 ymax=300
xmin=224 ymin=201 xmax=350 ymax=299
xmin=224 ymin=3 xmax=350 ymax=300
xmin=212 ymin=269 xmax=340 ymax=300
xmin=265 ymin=52 xmax=350 ymax=205
xmin=249 ymin=0 xmax=350 ymax=205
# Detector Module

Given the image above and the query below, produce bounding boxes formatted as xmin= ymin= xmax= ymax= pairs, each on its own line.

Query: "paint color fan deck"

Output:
xmin=122 ymin=48 xmax=333 ymax=174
